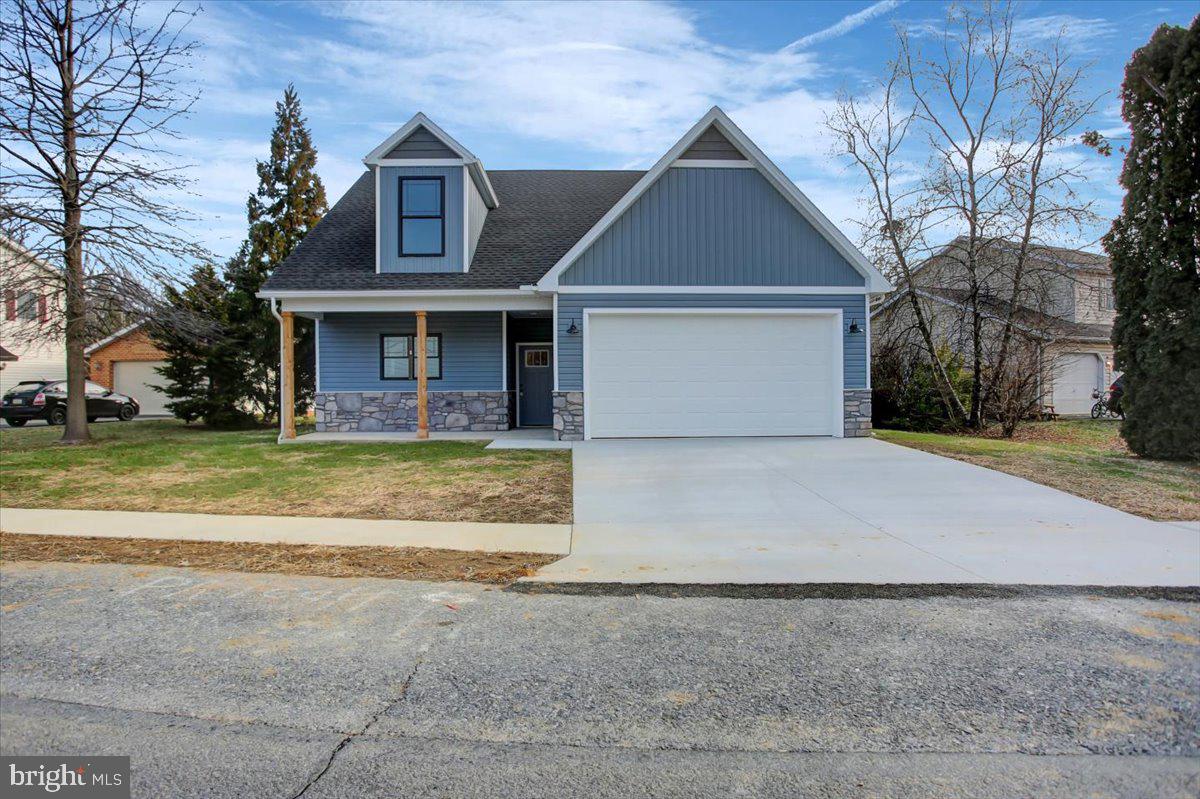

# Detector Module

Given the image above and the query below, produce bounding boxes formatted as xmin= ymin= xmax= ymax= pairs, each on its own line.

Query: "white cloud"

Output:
xmin=782 ymin=0 xmax=904 ymax=52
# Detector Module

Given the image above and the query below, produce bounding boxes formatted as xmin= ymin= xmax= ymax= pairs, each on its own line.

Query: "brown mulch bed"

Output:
xmin=0 ymin=533 xmax=560 ymax=584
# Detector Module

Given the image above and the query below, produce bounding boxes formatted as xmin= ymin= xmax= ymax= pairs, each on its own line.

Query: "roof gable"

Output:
xmin=678 ymin=124 xmax=746 ymax=161
xmin=383 ymin=125 xmax=459 ymax=159
xmin=363 ymin=113 xmax=499 ymax=208
xmin=535 ymin=107 xmax=891 ymax=292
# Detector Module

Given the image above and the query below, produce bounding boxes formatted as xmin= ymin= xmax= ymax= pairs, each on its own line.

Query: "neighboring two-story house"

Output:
xmin=259 ymin=107 xmax=891 ymax=441
xmin=871 ymin=237 xmax=1118 ymax=415
xmin=0 ymin=234 xmax=66 ymax=396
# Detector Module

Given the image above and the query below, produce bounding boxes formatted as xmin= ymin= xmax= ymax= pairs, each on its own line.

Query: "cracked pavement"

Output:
xmin=1 ymin=561 xmax=1198 ymax=798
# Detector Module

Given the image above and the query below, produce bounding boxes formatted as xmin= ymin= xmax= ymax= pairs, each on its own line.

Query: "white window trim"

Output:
xmin=555 ymin=285 xmax=870 ymax=294
xmin=580 ymin=307 xmax=845 ymax=441
xmin=535 ymin=107 xmax=891 ymax=294
xmin=514 ymin=341 xmax=553 ymax=428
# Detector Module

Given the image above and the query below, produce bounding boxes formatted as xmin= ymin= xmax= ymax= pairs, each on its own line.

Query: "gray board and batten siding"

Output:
xmin=558 ymin=167 xmax=866 ymax=287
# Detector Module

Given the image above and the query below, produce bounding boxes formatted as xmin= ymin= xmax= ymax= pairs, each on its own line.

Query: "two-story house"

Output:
xmin=259 ymin=107 xmax=891 ymax=441
xmin=871 ymin=237 xmax=1118 ymax=415
xmin=0 ymin=234 xmax=66 ymax=396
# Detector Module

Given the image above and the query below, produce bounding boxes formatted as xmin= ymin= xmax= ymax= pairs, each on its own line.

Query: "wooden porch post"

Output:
xmin=280 ymin=311 xmax=296 ymax=440
xmin=415 ymin=310 xmax=429 ymax=439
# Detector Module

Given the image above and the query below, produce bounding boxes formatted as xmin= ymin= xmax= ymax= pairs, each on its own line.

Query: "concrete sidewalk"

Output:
xmin=0 ymin=508 xmax=572 ymax=555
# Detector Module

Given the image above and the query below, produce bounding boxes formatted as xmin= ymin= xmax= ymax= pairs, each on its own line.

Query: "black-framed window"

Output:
xmin=380 ymin=334 xmax=442 ymax=380
xmin=398 ymin=176 xmax=445 ymax=257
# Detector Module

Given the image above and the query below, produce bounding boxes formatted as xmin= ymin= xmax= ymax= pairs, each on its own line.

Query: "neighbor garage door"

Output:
xmin=585 ymin=311 xmax=841 ymax=438
xmin=1052 ymin=353 xmax=1101 ymax=416
xmin=113 ymin=360 xmax=170 ymax=416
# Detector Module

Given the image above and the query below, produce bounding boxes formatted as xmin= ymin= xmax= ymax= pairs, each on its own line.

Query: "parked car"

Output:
xmin=1 ymin=379 xmax=140 ymax=427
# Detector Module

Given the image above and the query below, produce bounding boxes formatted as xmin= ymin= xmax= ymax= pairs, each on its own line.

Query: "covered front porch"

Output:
xmin=272 ymin=293 xmax=555 ymax=442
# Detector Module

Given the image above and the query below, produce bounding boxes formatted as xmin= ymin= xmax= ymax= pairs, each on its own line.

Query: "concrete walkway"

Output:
xmin=0 ymin=508 xmax=571 ymax=555
xmin=285 ymin=428 xmax=573 ymax=450
xmin=528 ymin=437 xmax=1200 ymax=586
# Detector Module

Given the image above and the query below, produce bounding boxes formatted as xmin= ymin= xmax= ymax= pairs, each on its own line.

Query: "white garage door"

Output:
xmin=113 ymin=360 xmax=170 ymax=416
xmin=585 ymin=311 xmax=841 ymax=438
xmin=1052 ymin=353 xmax=1101 ymax=415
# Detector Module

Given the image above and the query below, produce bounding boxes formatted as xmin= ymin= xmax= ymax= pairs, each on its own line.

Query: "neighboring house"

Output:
xmin=85 ymin=322 xmax=172 ymax=416
xmin=871 ymin=238 xmax=1117 ymax=416
xmin=0 ymin=234 xmax=66 ymax=395
xmin=259 ymin=107 xmax=891 ymax=441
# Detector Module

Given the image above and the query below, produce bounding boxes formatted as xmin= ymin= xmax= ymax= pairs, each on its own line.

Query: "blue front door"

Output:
xmin=517 ymin=344 xmax=553 ymax=427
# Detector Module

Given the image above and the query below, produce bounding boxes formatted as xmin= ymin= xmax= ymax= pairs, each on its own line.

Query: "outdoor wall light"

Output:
xmin=567 ymin=320 xmax=580 ymax=335
xmin=848 ymin=319 xmax=862 ymax=334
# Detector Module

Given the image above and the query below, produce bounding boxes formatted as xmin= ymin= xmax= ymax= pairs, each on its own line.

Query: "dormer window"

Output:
xmin=399 ymin=176 xmax=445 ymax=257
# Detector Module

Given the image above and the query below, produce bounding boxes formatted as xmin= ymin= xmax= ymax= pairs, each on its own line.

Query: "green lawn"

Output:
xmin=0 ymin=420 xmax=572 ymax=523
xmin=875 ymin=420 xmax=1199 ymax=521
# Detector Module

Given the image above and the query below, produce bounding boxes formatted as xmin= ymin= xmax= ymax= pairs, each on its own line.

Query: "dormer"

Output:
xmin=363 ymin=114 xmax=498 ymax=274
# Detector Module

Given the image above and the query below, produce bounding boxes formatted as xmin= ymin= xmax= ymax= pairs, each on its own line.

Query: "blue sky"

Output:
xmin=176 ymin=0 xmax=1198 ymax=263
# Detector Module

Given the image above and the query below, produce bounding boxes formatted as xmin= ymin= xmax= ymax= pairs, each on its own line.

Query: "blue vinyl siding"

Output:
xmin=378 ymin=166 xmax=463 ymax=273
xmin=556 ymin=294 xmax=868 ymax=391
xmin=560 ymin=168 xmax=865 ymax=287
xmin=319 ymin=312 xmax=502 ymax=392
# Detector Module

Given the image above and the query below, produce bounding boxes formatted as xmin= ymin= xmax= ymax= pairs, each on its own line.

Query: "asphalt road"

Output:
xmin=1 ymin=562 xmax=1197 ymax=798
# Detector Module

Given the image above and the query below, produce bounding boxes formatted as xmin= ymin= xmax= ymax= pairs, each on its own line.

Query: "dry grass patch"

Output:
xmin=0 ymin=532 xmax=559 ymax=584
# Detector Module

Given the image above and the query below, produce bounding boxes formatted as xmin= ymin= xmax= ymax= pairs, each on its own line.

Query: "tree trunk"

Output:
xmin=57 ymin=0 xmax=89 ymax=444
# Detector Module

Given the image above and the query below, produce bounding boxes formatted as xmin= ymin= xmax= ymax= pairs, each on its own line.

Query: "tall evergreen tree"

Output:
xmin=226 ymin=84 xmax=328 ymax=421
xmin=1104 ymin=18 xmax=1200 ymax=460
xmin=152 ymin=262 xmax=252 ymax=427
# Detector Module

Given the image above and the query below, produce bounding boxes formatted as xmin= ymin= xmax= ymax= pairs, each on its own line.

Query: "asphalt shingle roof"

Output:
xmin=261 ymin=169 xmax=645 ymax=292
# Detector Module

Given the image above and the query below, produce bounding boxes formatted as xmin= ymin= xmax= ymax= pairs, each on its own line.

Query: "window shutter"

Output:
xmin=37 ymin=294 xmax=48 ymax=323
xmin=3 ymin=290 xmax=14 ymax=321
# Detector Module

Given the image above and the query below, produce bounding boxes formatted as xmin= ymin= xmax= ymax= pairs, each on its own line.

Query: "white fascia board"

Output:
xmin=262 ymin=290 xmax=552 ymax=314
xmin=259 ymin=289 xmax=536 ymax=298
xmin=555 ymin=285 xmax=870 ymax=295
xmin=467 ymin=161 xmax=499 ymax=209
xmin=670 ymin=159 xmax=754 ymax=168
xmin=371 ymin=158 xmax=464 ymax=167
xmin=84 ymin=322 xmax=144 ymax=354
xmin=535 ymin=106 xmax=893 ymax=294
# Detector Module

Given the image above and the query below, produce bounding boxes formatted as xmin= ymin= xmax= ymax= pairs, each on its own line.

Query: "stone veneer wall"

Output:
xmin=843 ymin=389 xmax=872 ymax=437
xmin=552 ymin=391 xmax=584 ymax=441
xmin=315 ymin=391 xmax=508 ymax=432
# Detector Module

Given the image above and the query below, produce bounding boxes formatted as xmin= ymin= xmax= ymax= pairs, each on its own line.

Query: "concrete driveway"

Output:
xmin=530 ymin=437 xmax=1200 ymax=585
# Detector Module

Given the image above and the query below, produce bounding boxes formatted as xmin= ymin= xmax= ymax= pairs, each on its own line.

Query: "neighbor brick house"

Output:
xmin=258 ymin=107 xmax=891 ymax=441
xmin=85 ymin=323 xmax=172 ymax=415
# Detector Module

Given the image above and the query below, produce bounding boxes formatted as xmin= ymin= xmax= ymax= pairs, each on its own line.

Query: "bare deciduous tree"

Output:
xmin=829 ymin=0 xmax=1101 ymax=430
xmin=0 ymin=0 xmax=205 ymax=442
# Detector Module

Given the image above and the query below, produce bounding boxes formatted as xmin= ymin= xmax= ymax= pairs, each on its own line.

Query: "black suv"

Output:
xmin=1 ymin=379 xmax=140 ymax=427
